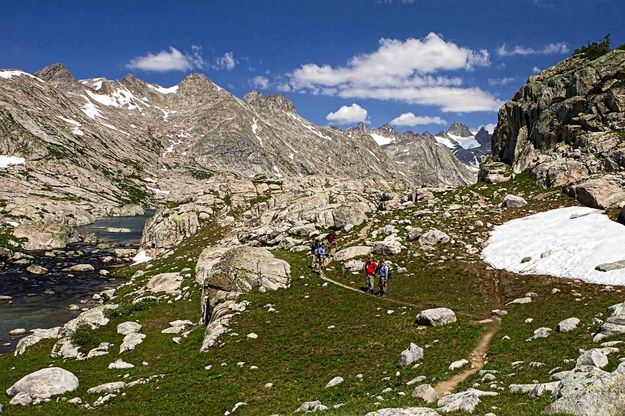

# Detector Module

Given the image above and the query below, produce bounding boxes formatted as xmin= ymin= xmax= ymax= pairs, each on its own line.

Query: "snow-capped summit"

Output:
xmin=434 ymin=123 xmax=492 ymax=169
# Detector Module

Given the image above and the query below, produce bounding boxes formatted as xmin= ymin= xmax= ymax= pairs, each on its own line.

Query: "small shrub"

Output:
xmin=105 ymin=299 xmax=156 ymax=319
xmin=70 ymin=324 xmax=100 ymax=351
xmin=574 ymin=34 xmax=611 ymax=60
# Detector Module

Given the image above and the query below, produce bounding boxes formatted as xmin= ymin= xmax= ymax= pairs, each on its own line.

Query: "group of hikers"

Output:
xmin=310 ymin=233 xmax=392 ymax=297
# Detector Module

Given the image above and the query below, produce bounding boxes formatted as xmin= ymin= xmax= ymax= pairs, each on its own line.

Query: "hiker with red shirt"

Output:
xmin=326 ymin=232 xmax=337 ymax=257
xmin=364 ymin=256 xmax=378 ymax=294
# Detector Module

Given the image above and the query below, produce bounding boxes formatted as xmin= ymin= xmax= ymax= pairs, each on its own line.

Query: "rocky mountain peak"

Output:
xmin=447 ymin=122 xmax=472 ymax=137
xmin=375 ymin=124 xmax=399 ymax=137
xmin=34 ymin=63 xmax=76 ymax=87
xmin=244 ymin=91 xmax=297 ymax=114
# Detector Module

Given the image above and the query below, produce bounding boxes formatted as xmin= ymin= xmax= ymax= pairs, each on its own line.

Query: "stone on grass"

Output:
xmin=365 ymin=408 xmax=440 ymax=416
xmin=120 ymin=333 xmax=146 ymax=353
xmin=116 ymin=321 xmax=142 ymax=335
xmin=145 ymin=272 xmax=183 ymax=294
xmin=325 ymin=376 xmax=344 ymax=388
xmin=507 ymin=297 xmax=532 ymax=305
xmin=557 ymin=317 xmax=580 ymax=333
xmin=576 ymin=349 xmax=609 ymax=369
xmin=449 ymin=359 xmax=469 ymax=371
xmin=6 ymin=367 xmax=79 ymax=400
xmin=87 ymin=381 xmax=126 ymax=394
xmin=416 ymin=308 xmax=456 ymax=327
xmin=526 ymin=327 xmax=552 ymax=341
xmin=334 ymin=246 xmax=371 ymax=262
xmin=412 ymin=384 xmax=438 ymax=404
xmin=399 ymin=343 xmax=424 ymax=367
xmin=437 ymin=389 xmax=498 ymax=413
xmin=501 ymin=194 xmax=528 ymax=208
xmin=295 ymin=400 xmax=328 ymax=413
xmin=108 ymin=359 xmax=134 ymax=370
xmin=419 ymin=229 xmax=450 ymax=246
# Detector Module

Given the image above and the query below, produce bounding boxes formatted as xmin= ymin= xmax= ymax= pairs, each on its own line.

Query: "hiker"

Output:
xmin=326 ymin=232 xmax=337 ymax=257
xmin=310 ymin=241 xmax=321 ymax=269
xmin=377 ymin=260 xmax=391 ymax=297
xmin=314 ymin=243 xmax=327 ymax=271
xmin=364 ymin=256 xmax=378 ymax=294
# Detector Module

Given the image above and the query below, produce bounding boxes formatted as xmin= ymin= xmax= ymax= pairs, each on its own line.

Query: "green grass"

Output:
xmin=1 ymin=175 xmax=623 ymax=415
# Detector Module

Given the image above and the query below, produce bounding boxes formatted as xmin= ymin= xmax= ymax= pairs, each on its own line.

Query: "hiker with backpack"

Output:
xmin=315 ymin=243 xmax=327 ymax=271
xmin=310 ymin=241 xmax=321 ymax=269
xmin=326 ymin=232 xmax=337 ymax=257
xmin=364 ymin=256 xmax=378 ymax=294
xmin=377 ymin=260 xmax=391 ymax=297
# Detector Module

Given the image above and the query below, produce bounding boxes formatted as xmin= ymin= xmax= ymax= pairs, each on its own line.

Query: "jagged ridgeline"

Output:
xmin=0 ymin=63 xmax=477 ymax=224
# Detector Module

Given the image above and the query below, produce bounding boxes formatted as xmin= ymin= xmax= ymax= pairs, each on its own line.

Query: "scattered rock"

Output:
xmin=449 ymin=359 xmax=469 ymax=371
xmin=6 ymin=367 xmax=79 ymax=400
xmin=557 ymin=317 xmax=580 ymax=333
xmin=117 ymin=321 xmax=142 ymax=335
xmin=419 ymin=229 xmax=450 ymax=246
xmin=399 ymin=343 xmax=424 ymax=367
xmin=145 ymin=272 xmax=183 ymax=294
xmin=295 ymin=400 xmax=328 ymax=413
xmin=325 ymin=376 xmax=344 ymax=388
xmin=26 ymin=265 xmax=47 ymax=275
xmin=416 ymin=308 xmax=456 ymax=326
xmin=501 ymin=194 xmax=528 ymax=208
xmin=412 ymin=384 xmax=437 ymax=404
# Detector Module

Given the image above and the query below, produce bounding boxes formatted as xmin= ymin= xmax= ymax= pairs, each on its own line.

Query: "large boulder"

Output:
xmin=437 ymin=389 xmax=498 ymax=413
xmin=416 ymin=308 xmax=456 ymax=326
xmin=564 ymin=177 xmax=625 ymax=209
xmin=419 ymin=229 xmax=450 ymax=246
xmin=501 ymin=194 xmax=528 ymax=208
xmin=332 ymin=202 xmax=370 ymax=229
xmin=203 ymin=246 xmax=290 ymax=294
xmin=372 ymin=240 xmax=402 ymax=256
xmin=14 ymin=327 xmax=62 ymax=356
xmin=13 ymin=224 xmax=80 ymax=250
xmin=334 ymin=246 xmax=372 ymax=262
xmin=145 ymin=272 xmax=183 ymax=294
xmin=6 ymin=367 xmax=79 ymax=400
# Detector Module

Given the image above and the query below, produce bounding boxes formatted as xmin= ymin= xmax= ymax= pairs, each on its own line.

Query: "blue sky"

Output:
xmin=1 ymin=0 xmax=623 ymax=132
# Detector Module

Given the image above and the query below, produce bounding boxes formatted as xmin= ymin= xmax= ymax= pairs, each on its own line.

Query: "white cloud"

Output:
xmin=251 ymin=75 xmax=270 ymax=89
xmin=213 ymin=52 xmax=237 ymax=71
xmin=390 ymin=113 xmax=446 ymax=126
xmin=285 ymin=33 xmax=501 ymax=112
xmin=488 ymin=77 xmax=516 ymax=86
xmin=326 ymin=103 xmax=368 ymax=125
xmin=497 ymin=42 xmax=569 ymax=57
xmin=127 ymin=46 xmax=205 ymax=72
xmin=533 ymin=66 xmax=542 ymax=73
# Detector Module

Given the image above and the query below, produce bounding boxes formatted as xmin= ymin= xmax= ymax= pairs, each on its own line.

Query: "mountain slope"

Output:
xmin=434 ymin=122 xmax=492 ymax=169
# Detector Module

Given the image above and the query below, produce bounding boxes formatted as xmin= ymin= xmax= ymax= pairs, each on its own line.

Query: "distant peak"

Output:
xmin=447 ymin=122 xmax=472 ymax=137
xmin=34 ymin=63 xmax=75 ymax=84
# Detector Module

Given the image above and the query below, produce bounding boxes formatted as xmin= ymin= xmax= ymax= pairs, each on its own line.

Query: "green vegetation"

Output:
xmin=187 ymin=167 xmax=214 ymax=180
xmin=1 ymin=176 xmax=624 ymax=415
xmin=574 ymin=34 xmax=611 ymax=60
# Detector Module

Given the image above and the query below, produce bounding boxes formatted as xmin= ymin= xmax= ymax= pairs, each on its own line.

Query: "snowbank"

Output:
xmin=482 ymin=207 xmax=625 ymax=285
xmin=132 ymin=250 xmax=152 ymax=265
xmin=0 ymin=155 xmax=25 ymax=169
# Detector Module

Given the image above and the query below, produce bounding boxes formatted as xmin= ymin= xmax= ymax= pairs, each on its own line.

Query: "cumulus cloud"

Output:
xmin=488 ymin=77 xmax=516 ymax=86
xmin=213 ymin=52 xmax=237 ymax=71
xmin=390 ymin=113 xmax=446 ymax=126
xmin=497 ymin=42 xmax=569 ymax=57
xmin=533 ymin=66 xmax=542 ymax=73
xmin=478 ymin=123 xmax=497 ymax=134
xmin=285 ymin=33 xmax=501 ymax=112
xmin=127 ymin=46 xmax=205 ymax=72
xmin=251 ymin=75 xmax=270 ymax=89
xmin=326 ymin=103 xmax=368 ymax=125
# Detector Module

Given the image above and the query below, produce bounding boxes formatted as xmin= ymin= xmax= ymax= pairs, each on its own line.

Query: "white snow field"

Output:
xmin=0 ymin=155 xmax=25 ymax=169
xmin=482 ymin=206 xmax=625 ymax=285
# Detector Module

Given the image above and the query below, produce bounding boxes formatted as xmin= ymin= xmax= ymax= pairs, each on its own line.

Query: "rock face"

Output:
xmin=6 ymin=367 xmax=79 ymax=400
xmin=416 ymin=308 xmax=457 ymax=326
xmin=13 ymin=224 xmax=80 ymax=250
xmin=487 ymin=48 xmax=625 ymax=207
xmin=334 ymin=246 xmax=372 ymax=262
xmin=145 ymin=272 xmax=183 ymax=294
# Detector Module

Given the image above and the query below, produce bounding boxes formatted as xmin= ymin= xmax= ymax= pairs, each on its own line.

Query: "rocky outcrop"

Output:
xmin=198 ymin=246 xmax=290 ymax=352
xmin=487 ymin=48 xmax=625 ymax=207
xmin=12 ymin=224 xmax=80 ymax=250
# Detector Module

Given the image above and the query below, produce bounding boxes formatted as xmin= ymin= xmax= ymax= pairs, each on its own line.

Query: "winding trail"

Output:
xmin=433 ymin=316 xmax=501 ymax=397
xmin=319 ymin=218 xmax=504 ymax=397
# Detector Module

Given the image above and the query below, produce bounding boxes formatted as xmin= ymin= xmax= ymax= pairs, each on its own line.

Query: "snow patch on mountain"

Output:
xmin=80 ymin=96 xmax=104 ymax=119
xmin=483 ymin=207 xmax=625 ymax=285
xmin=86 ymin=88 xmax=145 ymax=112
xmin=370 ymin=133 xmax=394 ymax=146
xmin=0 ymin=70 xmax=41 ymax=81
xmin=0 ymin=156 xmax=25 ymax=169
xmin=148 ymin=83 xmax=179 ymax=94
